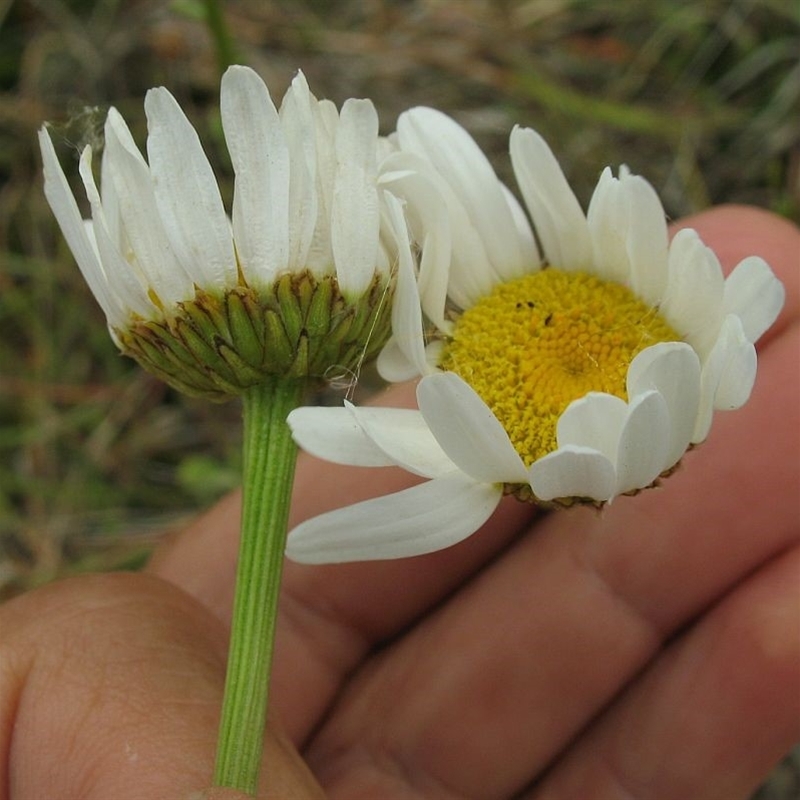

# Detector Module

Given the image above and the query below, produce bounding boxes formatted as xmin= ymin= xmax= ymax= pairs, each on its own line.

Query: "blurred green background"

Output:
xmin=0 ymin=1 xmax=798 ymax=793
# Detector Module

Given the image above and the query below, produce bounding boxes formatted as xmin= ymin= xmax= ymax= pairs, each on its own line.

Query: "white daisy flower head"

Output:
xmin=285 ymin=107 xmax=785 ymax=564
xmin=38 ymin=66 xmax=412 ymax=400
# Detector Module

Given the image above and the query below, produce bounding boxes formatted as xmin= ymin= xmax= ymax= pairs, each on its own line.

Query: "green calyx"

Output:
xmin=116 ymin=270 xmax=394 ymax=400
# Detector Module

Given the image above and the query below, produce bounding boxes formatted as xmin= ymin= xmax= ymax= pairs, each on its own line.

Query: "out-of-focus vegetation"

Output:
xmin=1 ymin=1 xmax=797 ymax=794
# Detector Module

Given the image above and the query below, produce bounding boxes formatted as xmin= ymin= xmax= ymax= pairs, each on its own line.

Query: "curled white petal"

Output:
xmin=38 ymin=129 xmax=123 ymax=326
xmin=288 ymin=406 xmax=395 ymax=467
xmin=377 ymin=337 xmax=423 ymax=382
xmin=661 ymin=228 xmax=724 ymax=358
xmin=556 ymin=392 xmax=629 ymax=462
xmin=723 ymin=256 xmax=785 ymax=343
xmin=529 ymin=446 xmax=616 ymax=503
xmin=418 ymin=372 xmax=529 ymax=483
xmin=377 ymin=338 xmax=442 ymax=383
xmin=501 ymin=183 xmax=540 ymax=271
xmin=692 ymin=315 xmax=756 ymax=443
xmin=77 ymin=147 xmax=152 ymax=320
xmin=626 ymin=342 xmax=701 ymax=469
xmin=397 ymin=107 xmax=536 ymax=285
xmin=103 ymin=109 xmax=194 ymax=307
xmin=509 ymin=125 xmax=590 ymax=271
xmin=285 ymin=473 xmax=503 ymax=563
xmin=587 ymin=167 xmax=630 ymax=286
xmin=348 ymin=403 xmax=458 ymax=478
xmin=380 ymin=151 xmax=453 ymax=332
xmin=621 ymin=173 xmax=668 ymax=305
xmin=289 ymin=402 xmax=458 ymax=479
xmin=614 ymin=389 xmax=670 ymax=495
xmin=586 ymin=168 xmax=668 ymax=304
xmin=381 ymin=191 xmax=429 ymax=378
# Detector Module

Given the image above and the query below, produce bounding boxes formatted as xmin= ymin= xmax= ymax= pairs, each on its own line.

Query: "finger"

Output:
xmin=300 ymin=316 xmax=799 ymax=797
xmin=523 ymin=543 xmax=800 ymax=800
xmin=150 ymin=206 xmax=798 ymax=749
xmin=0 ymin=573 xmax=322 ymax=800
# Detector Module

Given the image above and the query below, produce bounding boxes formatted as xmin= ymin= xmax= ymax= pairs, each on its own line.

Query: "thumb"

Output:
xmin=0 ymin=573 xmax=323 ymax=799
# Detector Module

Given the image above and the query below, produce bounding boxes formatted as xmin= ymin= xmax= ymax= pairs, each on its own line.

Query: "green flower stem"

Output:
xmin=213 ymin=377 xmax=306 ymax=793
xmin=202 ymin=0 xmax=239 ymax=73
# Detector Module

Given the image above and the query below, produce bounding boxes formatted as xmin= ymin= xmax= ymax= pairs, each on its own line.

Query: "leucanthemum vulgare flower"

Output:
xmin=286 ymin=107 xmax=785 ymax=564
xmin=38 ymin=65 xmax=413 ymax=399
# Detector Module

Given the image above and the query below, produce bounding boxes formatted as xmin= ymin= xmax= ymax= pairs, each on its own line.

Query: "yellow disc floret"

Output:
xmin=439 ymin=268 xmax=681 ymax=465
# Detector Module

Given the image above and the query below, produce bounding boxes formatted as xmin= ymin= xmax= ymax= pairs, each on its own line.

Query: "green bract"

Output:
xmin=119 ymin=273 xmax=392 ymax=400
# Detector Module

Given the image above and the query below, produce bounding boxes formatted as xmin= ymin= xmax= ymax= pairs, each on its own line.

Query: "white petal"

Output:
xmin=723 ymin=256 xmax=785 ymax=343
xmin=661 ymin=228 xmax=724 ymax=357
xmin=509 ymin=126 xmax=590 ymax=271
xmin=379 ymin=193 xmax=429 ymax=379
xmin=502 ymin=182 xmax=540 ymax=269
xmin=377 ymin=339 xmax=444 ymax=382
xmin=280 ymin=71 xmax=318 ymax=271
xmin=380 ymin=151 xmax=453 ymax=332
xmin=587 ymin=168 xmax=630 ymax=286
xmin=285 ymin=473 xmax=502 ymax=563
xmin=556 ymin=392 xmax=629 ymax=462
xmin=417 ymin=373 xmax=529 ymax=483
xmin=304 ymin=98 xmax=337 ymax=274
xmin=103 ymin=109 xmax=193 ymax=306
xmin=38 ymin=129 xmax=122 ymax=326
xmin=714 ymin=342 xmax=757 ymax=409
xmin=221 ymin=65 xmax=290 ymax=284
xmin=288 ymin=406 xmax=395 ymax=467
xmin=99 ymin=138 xmax=122 ymax=247
xmin=145 ymin=87 xmax=236 ymax=290
xmin=529 ymin=446 xmax=616 ymax=503
xmin=693 ymin=314 xmax=757 ymax=445
xmin=692 ymin=314 xmax=758 ymax=443
xmin=348 ymin=403 xmax=458 ymax=478
xmin=626 ymin=342 xmax=701 ymax=469
xmin=443 ymin=202 xmax=500 ymax=309
xmin=394 ymin=147 xmax=496 ymax=310
xmin=614 ymin=389 xmax=670 ymax=494
xmin=398 ymin=107 xmax=535 ymax=283
xmin=376 ymin=337 xmax=423 ymax=382
xmin=77 ymin=147 xmax=153 ymax=320
xmin=621 ymin=173 xmax=668 ymax=305
xmin=332 ymin=98 xmax=380 ymax=296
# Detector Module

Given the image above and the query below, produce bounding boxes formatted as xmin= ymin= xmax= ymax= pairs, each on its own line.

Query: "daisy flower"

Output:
xmin=286 ymin=107 xmax=784 ymax=564
xmin=38 ymin=65 xmax=413 ymax=399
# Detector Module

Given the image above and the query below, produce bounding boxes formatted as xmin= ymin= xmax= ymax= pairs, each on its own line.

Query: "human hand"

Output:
xmin=1 ymin=205 xmax=798 ymax=799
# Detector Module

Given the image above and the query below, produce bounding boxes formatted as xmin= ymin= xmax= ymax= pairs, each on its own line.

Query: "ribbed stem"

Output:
xmin=213 ymin=377 xmax=305 ymax=794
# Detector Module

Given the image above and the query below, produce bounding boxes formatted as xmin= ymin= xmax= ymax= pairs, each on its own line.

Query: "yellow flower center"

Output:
xmin=439 ymin=269 xmax=681 ymax=465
